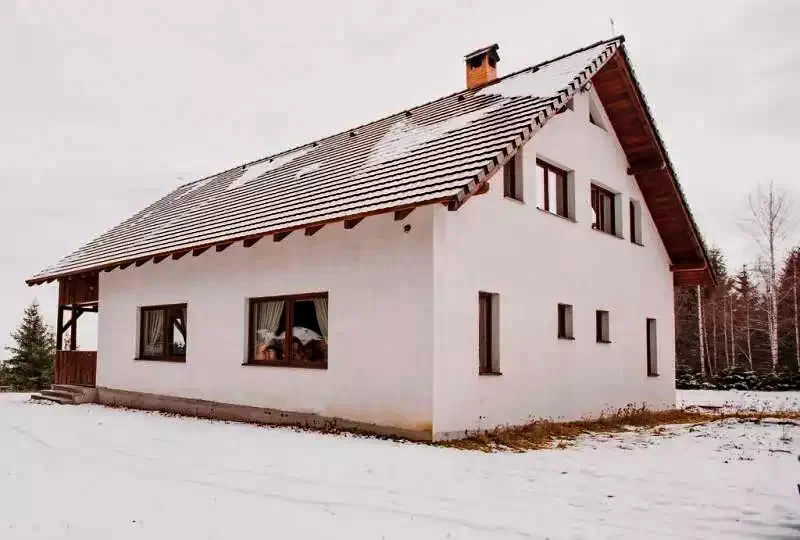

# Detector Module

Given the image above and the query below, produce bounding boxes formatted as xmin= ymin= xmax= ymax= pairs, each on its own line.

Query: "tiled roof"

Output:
xmin=29 ymin=38 xmax=624 ymax=284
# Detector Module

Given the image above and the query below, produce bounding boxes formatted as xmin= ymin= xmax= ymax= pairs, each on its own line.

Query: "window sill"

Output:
xmin=596 ymin=340 xmax=612 ymax=345
xmin=536 ymin=207 xmax=575 ymax=223
xmin=558 ymin=336 xmax=575 ymax=341
xmin=631 ymin=240 xmax=645 ymax=247
xmin=479 ymin=371 xmax=503 ymax=376
xmin=591 ymin=227 xmax=623 ymax=240
xmin=242 ymin=361 xmax=328 ymax=370
xmin=134 ymin=357 xmax=186 ymax=363
xmin=648 ymin=373 xmax=660 ymax=378
xmin=504 ymin=196 xmax=525 ymax=204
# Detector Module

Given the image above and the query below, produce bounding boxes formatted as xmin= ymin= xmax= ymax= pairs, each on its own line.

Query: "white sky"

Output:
xmin=1 ymin=0 xmax=799 ymax=352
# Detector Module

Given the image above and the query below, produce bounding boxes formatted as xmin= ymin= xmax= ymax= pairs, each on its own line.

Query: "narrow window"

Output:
xmin=596 ymin=310 xmax=611 ymax=344
xmin=536 ymin=160 xmax=570 ymax=218
xmin=591 ymin=184 xmax=616 ymax=235
xmin=479 ymin=292 xmax=500 ymax=374
xmin=557 ymin=303 xmax=574 ymax=339
xmin=630 ymin=200 xmax=643 ymax=245
xmin=647 ymin=318 xmax=658 ymax=376
xmin=248 ymin=293 xmax=328 ymax=368
xmin=504 ymin=154 xmax=523 ymax=201
xmin=139 ymin=304 xmax=187 ymax=361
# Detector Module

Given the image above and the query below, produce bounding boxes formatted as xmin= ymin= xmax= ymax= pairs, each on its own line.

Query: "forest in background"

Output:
xmin=676 ymin=181 xmax=799 ymax=390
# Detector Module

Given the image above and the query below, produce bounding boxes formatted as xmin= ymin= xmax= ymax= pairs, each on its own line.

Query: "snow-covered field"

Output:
xmin=1 ymin=392 xmax=799 ymax=539
xmin=678 ymin=389 xmax=800 ymax=412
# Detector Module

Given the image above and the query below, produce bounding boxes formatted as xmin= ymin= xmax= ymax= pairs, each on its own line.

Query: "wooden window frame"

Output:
xmin=246 ymin=292 xmax=328 ymax=370
xmin=478 ymin=292 xmax=500 ymax=375
xmin=503 ymin=154 xmax=523 ymax=202
xmin=137 ymin=303 xmax=187 ymax=362
xmin=596 ymin=310 xmax=611 ymax=344
xmin=646 ymin=318 xmax=658 ymax=376
xmin=557 ymin=303 xmax=574 ymax=340
xmin=629 ymin=200 xmax=643 ymax=245
xmin=537 ymin=159 xmax=570 ymax=218
xmin=591 ymin=184 xmax=616 ymax=235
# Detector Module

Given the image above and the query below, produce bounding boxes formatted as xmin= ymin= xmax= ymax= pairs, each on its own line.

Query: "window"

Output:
xmin=557 ymin=303 xmax=574 ymax=340
xmin=630 ymin=200 xmax=643 ymax=245
xmin=647 ymin=318 xmax=658 ymax=376
xmin=248 ymin=293 xmax=328 ymax=368
xmin=591 ymin=184 xmax=616 ymax=235
xmin=536 ymin=160 xmax=570 ymax=218
xmin=478 ymin=292 xmax=500 ymax=374
xmin=596 ymin=310 xmax=611 ymax=343
xmin=504 ymin=154 xmax=523 ymax=201
xmin=138 ymin=304 xmax=187 ymax=361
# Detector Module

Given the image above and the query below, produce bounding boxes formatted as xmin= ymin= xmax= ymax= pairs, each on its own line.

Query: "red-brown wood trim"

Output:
xmin=393 ymin=208 xmax=415 ymax=221
xmin=215 ymin=242 xmax=233 ymax=252
xmin=243 ymin=236 xmax=262 ymax=248
xmin=192 ymin=246 xmax=209 ymax=257
xmin=304 ymin=225 xmax=324 ymax=236
xmin=153 ymin=254 xmax=169 ymax=264
xmin=119 ymin=262 xmax=133 ymax=270
xmin=475 ymin=183 xmax=490 ymax=195
xmin=172 ymin=250 xmax=190 ymax=260
xmin=670 ymin=262 xmax=707 ymax=272
xmin=135 ymin=258 xmax=150 ymax=267
xmin=627 ymin=160 xmax=665 ymax=176
xmin=344 ymin=217 xmax=363 ymax=229
xmin=273 ymin=231 xmax=292 ymax=242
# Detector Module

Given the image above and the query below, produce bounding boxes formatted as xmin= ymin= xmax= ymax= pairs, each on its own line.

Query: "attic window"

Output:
xmin=589 ymin=98 xmax=606 ymax=130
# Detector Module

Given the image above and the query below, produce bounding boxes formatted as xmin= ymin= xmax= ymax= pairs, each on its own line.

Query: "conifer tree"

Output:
xmin=4 ymin=301 xmax=55 ymax=391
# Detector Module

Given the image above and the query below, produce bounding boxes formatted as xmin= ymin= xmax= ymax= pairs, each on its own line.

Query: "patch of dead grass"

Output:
xmin=438 ymin=406 xmax=800 ymax=452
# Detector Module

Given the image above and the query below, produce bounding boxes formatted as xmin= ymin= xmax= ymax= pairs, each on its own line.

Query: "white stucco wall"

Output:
xmin=98 ymin=208 xmax=435 ymax=433
xmin=432 ymin=89 xmax=677 ymax=438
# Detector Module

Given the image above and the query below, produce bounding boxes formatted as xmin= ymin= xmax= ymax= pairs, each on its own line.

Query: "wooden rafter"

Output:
xmin=344 ymin=217 xmax=363 ymax=229
xmin=215 ymin=242 xmax=233 ymax=253
xmin=393 ymin=208 xmax=414 ymax=221
xmin=192 ymin=246 xmax=209 ymax=257
xmin=243 ymin=236 xmax=262 ymax=248
xmin=304 ymin=225 xmax=324 ymax=236
xmin=273 ymin=231 xmax=292 ymax=242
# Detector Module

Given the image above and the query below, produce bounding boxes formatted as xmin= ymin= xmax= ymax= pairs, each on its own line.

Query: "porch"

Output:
xmin=54 ymin=274 xmax=98 ymax=387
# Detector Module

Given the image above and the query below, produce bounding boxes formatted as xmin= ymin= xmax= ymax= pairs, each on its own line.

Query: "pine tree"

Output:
xmin=4 ymin=301 xmax=55 ymax=391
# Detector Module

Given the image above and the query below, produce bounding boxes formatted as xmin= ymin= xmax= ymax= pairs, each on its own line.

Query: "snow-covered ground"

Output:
xmin=1 ymin=392 xmax=799 ymax=539
xmin=678 ymin=389 xmax=800 ymax=412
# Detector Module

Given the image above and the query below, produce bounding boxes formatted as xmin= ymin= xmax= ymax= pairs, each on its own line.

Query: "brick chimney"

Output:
xmin=465 ymin=44 xmax=500 ymax=89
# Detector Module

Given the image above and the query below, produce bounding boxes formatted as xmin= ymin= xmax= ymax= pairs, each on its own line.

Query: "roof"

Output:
xmin=27 ymin=35 xmax=713 ymax=286
xmin=465 ymin=44 xmax=499 ymax=62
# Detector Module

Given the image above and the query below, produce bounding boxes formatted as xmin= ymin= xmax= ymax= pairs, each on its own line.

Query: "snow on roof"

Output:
xmin=28 ymin=37 xmax=624 ymax=283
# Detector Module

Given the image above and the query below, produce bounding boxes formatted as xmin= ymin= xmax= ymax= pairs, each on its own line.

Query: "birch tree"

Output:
xmin=741 ymin=181 xmax=793 ymax=373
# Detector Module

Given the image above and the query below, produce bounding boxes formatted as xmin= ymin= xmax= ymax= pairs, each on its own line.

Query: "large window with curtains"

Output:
xmin=138 ymin=304 xmax=187 ymax=361
xmin=248 ymin=292 xmax=328 ymax=369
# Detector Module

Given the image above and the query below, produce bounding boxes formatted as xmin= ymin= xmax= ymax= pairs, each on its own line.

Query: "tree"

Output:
xmin=734 ymin=265 xmax=755 ymax=369
xmin=778 ymin=247 xmax=800 ymax=371
xmin=4 ymin=301 xmax=55 ymax=391
xmin=741 ymin=180 xmax=794 ymax=373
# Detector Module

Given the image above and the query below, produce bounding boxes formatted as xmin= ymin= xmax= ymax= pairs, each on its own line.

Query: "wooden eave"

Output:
xmin=590 ymin=47 xmax=714 ymax=286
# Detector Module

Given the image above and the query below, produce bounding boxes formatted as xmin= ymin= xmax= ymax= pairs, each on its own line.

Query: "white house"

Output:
xmin=28 ymin=36 xmax=712 ymax=441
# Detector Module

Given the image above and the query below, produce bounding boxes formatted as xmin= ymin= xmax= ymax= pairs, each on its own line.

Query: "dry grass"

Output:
xmin=439 ymin=406 xmax=800 ymax=453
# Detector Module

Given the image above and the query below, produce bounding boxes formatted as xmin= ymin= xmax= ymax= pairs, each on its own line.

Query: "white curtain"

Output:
xmin=144 ymin=309 xmax=164 ymax=356
xmin=313 ymin=297 xmax=328 ymax=340
xmin=256 ymin=300 xmax=284 ymax=343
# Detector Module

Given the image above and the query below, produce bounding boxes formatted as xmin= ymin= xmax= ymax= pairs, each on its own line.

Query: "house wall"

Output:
xmin=97 ymin=208 xmax=435 ymax=435
xmin=432 ymin=89 xmax=676 ymax=439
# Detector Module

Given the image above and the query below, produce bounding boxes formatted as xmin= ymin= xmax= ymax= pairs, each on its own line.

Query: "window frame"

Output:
xmin=137 ymin=303 xmax=188 ymax=362
xmin=557 ymin=303 xmax=574 ymax=340
xmin=246 ymin=292 xmax=328 ymax=369
xmin=629 ymin=199 xmax=643 ymax=245
xmin=596 ymin=310 xmax=611 ymax=344
xmin=646 ymin=318 xmax=658 ymax=376
xmin=503 ymin=154 xmax=523 ymax=202
xmin=591 ymin=184 xmax=616 ymax=235
xmin=536 ymin=159 xmax=570 ymax=218
xmin=478 ymin=292 xmax=501 ymax=375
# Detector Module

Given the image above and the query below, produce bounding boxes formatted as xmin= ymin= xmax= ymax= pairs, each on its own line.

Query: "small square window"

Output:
xmin=139 ymin=304 xmax=187 ymax=361
xmin=596 ymin=310 xmax=611 ymax=344
xmin=591 ymin=184 xmax=617 ymax=235
xmin=479 ymin=292 xmax=500 ymax=375
xmin=557 ymin=304 xmax=574 ymax=340
xmin=537 ymin=160 xmax=571 ymax=219
xmin=647 ymin=318 xmax=658 ymax=376
xmin=504 ymin=154 xmax=523 ymax=202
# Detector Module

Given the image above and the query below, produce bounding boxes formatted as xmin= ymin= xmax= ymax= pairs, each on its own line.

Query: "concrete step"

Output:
xmin=51 ymin=384 xmax=86 ymax=395
xmin=31 ymin=393 xmax=75 ymax=405
xmin=41 ymin=389 xmax=78 ymax=401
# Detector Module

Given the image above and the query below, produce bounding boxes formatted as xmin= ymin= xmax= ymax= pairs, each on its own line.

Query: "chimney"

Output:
xmin=464 ymin=44 xmax=500 ymax=90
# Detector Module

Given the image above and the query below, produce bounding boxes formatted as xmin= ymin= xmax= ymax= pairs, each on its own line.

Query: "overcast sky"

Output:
xmin=1 ymin=0 xmax=799 ymax=352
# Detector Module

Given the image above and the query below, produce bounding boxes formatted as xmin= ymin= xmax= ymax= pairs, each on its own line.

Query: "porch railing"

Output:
xmin=54 ymin=350 xmax=97 ymax=386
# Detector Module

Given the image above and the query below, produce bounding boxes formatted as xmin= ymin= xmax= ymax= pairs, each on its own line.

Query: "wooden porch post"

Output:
xmin=70 ymin=305 xmax=77 ymax=351
xmin=56 ymin=305 xmax=64 ymax=351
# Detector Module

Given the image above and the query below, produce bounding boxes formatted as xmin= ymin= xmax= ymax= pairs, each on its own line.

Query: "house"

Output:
xmin=27 ymin=36 xmax=712 ymax=441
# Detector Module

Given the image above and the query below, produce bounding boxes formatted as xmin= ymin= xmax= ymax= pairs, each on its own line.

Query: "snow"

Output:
xmin=295 ymin=162 xmax=322 ymax=179
xmin=227 ymin=147 xmax=312 ymax=190
xmin=361 ymin=103 xmax=504 ymax=171
xmin=1 ymin=391 xmax=798 ymax=539
xmin=175 ymin=178 xmax=211 ymax=199
xmin=478 ymin=43 xmax=610 ymax=100
xmin=679 ymin=389 xmax=800 ymax=412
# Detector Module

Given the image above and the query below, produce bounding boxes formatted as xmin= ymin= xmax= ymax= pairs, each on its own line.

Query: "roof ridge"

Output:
xmin=178 ymin=35 xmax=626 ymax=191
